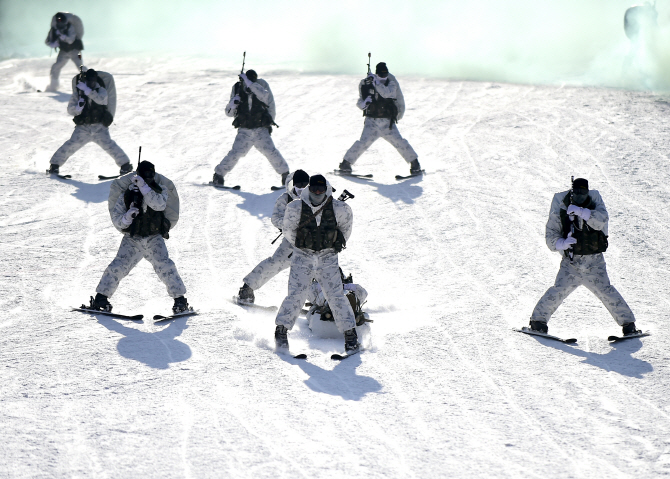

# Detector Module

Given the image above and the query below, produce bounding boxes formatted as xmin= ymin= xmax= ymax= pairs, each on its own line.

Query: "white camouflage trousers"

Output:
xmin=49 ymin=50 xmax=82 ymax=90
xmin=215 ymin=127 xmax=289 ymax=177
xmin=50 ymin=124 xmax=131 ymax=167
xmin=96 ymin=234 xmax=187 ymax=299
xmin=243 ymin=238 xmax=293 ymax=291
xmin=275 ymin=249 xmax=356 ymax=333
xmin=344 ymin=117 xmax=418 ymax=165
xmin=531 ymin=253 xmax=635 ymax=326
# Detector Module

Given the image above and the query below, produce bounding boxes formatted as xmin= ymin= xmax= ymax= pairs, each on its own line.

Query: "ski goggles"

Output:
xmin=309 ymin=184 xmax=327 ymax=195
xmin=294 ymin=181 xmax=309 ymax=189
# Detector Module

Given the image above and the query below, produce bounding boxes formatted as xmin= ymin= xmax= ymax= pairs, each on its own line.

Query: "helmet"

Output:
xmin=55 ymin=12 xmax=68 ymax=26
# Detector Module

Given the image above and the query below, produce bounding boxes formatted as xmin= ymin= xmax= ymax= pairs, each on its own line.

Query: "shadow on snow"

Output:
xmin=331 ymin=174 xmax=424 ymax=204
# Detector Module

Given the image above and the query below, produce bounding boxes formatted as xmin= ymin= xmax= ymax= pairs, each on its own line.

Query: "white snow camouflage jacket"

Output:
xmin=111 ymin=181 xmax=169 ymax=233
xmin=545 ymin=189 xmax=609 ymax=253
xmin=66 ymin=78 xmax=108 ymax=117
xmin=225 ymin=78 xmax=277 ymax=121
xmin=271 ymin=172 xmax=303 ymax=230
xmin=356 ymin=73 xmax=406 ymax=120
xmin=282 ymin=179 xmax=353 ymax=251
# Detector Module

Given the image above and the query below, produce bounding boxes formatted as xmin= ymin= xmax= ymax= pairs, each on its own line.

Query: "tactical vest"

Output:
xmin=232 ymin=83 xmax=273 ymax=130
xmin=73 ymin=76 xmax=114 ymax=127
xmin=52 ymin=25 xmax=84 ymax=52
xmin=363 ymin=78 xmax=399 ymax=124
xmin=560 ymin=193 xmax=608 ymax=256
xmin=294 ymin=200 xmax=345 ymax=252
xmin=122 ymin=185 xmax=171 ymax=239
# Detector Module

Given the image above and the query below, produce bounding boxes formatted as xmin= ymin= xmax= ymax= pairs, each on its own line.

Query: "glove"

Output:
xmin=555 ymin=234 xmax=577 ymax=251
xmin=121 ymin=204 xmax=140 ymax=226
xmin=132 ymin=175 xmax=152 ymax=195
xmin=238 ymin=73 xmax=253 ymax=88
xmin=76 ymin=82 xmax=92 ymax=96
xmin=567 ymin=204 xmax=591 ymax=221
xmin=227 ymin=95 xmax=241 ymax=110
xmin=363 ymin=96 xmax=372 ymax=108
xmin=58 ymin=33 xmax=68 ymax=41
xmin=75 ymin=97 xmax=85 ymax=114
xmin=364 ymin=73 xmax=376 ymax=84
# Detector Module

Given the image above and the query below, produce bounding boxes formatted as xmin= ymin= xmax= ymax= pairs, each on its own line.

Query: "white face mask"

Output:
xmin=294 ymin=187 xmax=305 ymax=196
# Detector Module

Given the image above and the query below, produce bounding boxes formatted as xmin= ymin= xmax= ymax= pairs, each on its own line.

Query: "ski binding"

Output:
xmin=46 ymin=170 xmax=72 ymax=180
xmin=230 ymin=296 xmax=278 ymax=312
xmin=608 ymin=331 xmax=650 ymax=342
xmin=513 ymin=327 xmax=577 ymax=344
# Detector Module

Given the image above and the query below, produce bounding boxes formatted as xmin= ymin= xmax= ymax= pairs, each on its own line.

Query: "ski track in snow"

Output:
xmin=1 ymin=57 xmax=670 ymax=478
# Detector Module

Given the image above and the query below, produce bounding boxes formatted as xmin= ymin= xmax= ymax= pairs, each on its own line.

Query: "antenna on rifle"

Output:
xmin=241 ymin=51 xmax=246 ymax=74
xmin=137 ymin=146 xmax=142 ymax=171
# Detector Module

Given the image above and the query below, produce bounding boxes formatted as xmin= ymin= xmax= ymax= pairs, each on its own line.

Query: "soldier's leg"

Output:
xmin=581 ymin=254 xmax=636 ymax=326
xmin=315 ymin=252 xmax=356 ymax=333
xmin=243 ymin=238 xmax=294 ymax=291
xmin=90 ymin=125 xmax=131 ymax=167
xmin=214 ymin=129 xmax=254 ymax=177
xmin=382 ymin=123 xmax=419 ymax=164
xmin=343 ymin=118 xmax=383 ymax=165
xmin=96 ymin=236 xmax=144 ymax=298
xmin=50 ymin=126 xmax=92 ymax=167
xmin=48 ymin=50 xmax=70 ymax=90
xmin=142 ymin=235 xmax=187 ymax=298
xmin=275 ymin=251 xmax=315 ymax=330
xmin=72 ymin=50 xmax=83 ymax=69
xmin=530 ymin=257 xmax=582 ymax=323
xmin=253 ymin=128 xmax=289 ymax=175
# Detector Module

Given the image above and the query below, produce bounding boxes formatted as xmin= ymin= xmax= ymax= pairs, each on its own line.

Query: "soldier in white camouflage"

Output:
xmin=274 ymin=175 xmax=360 ymax=353
xmin=529 ymin=178 xmax=638 ymax=336
xmin=87 ymin=161 xmax=189 ymax=315
xmin=237 ymin=170 xmax=310 ymax=303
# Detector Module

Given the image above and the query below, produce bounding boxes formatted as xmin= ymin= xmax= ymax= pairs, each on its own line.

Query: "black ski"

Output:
xmin=73 ymin=307 xmax=143 ymax=321
xmin=98 ymin=174 xmax=121 ymax=180
xmin=46 ymin=170 xmax=72 ymax=180
xmin=206 ymin=182 xmax=241 ymax=190
xmin=331 ymin=349 xmax=362 ymax=360
xmin=608 ymin=331 xmax=650 ymax=342
xmin=333 ymin=170 xmax=373 ymax=179
xmin=270 ymin=185 xmax=285 ymax=191
xmin=230 ymin=296 xmax=278 ymax=312
xmin=513 ymin=327 xmax=577 ymax=344
xmin=395 ymin=170 xmax=425 ymax=180
xmin=153 ymin=309 xmax=198 ymax=323
xmin=293 ymin=353 xmax=307 ymax=359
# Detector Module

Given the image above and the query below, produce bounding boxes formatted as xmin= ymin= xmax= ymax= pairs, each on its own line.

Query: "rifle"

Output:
xmin=367 ymin=52 xmax=371 ymax=74
xmin=234 ymin=51 xmax=246 ymax=101
xmin=568 ymin=175 xmax=575 ymax=262
xmin=271 ymin=189 xmax=355 ymax=244
xmin=361 ymin=52 xmax=375 ymax=114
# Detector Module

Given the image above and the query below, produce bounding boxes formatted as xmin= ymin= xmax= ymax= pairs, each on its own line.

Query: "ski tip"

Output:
xmin=563 ymin=338 xmax=578 ymax=344
xmin=293 ymin=353 xmax=307 ymax=359
xmin=271 ymin=185 xmax=285 ymax=191
xmin=331 ymin=354 xmax=347 ymax=360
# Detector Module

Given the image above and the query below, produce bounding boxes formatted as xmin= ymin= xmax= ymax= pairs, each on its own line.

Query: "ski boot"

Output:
xmin=281 ymin=171 xmax=289 ymax=186
xmin=338 ymin=160 xmax=353 ymax=173
xmin=212 ymin=173 xmax=224 ymax=186
xmin=88 ymin=293 xmax=112 ymax=312
xmin=238 ymin=283 xmax=255 ymax=304
xmin=275 ymin=325 xmax=289 ymax=349
xmin=47 ymin=163 xmax=60 ymax=175
xmin=344 ymin=328 xmax=360 ymax=353
xmin=529 ymin=320 xmax=548 ymax=334
xmin=172 ymin=296 xmax=190 ymax=314
xmin=409 ymin=159 xmax=422 ymax=175
xmin=119 ymin=162 xmax=133 ymax=175
xmin=622 ymin=322 xmax=640 ymax=336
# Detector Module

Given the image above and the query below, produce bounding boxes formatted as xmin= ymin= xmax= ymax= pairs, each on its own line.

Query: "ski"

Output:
xmin=153 ymin=309 xmax=198 ymax=323
xmin=270 ymin=185 xmax=285 ymax=191
xmin=333 ymin=170 xmax=373 ymax=179
xmin=331 ymin=349 xmax=361 ymax=361
xmin=46 ymin=170 xmax=72 ymax=180
xmin=206 ymin=182 xmax=241 ymax=190
xmin=608 ymin=331 xmax=650 ymax=342
xmin=98 ymin=174 xmax=121 ymax=180
xmin=513 ymin=327 xmax=577 ymax=344
xmin=395 ymin=170 xmax=425 ymax=180
xmin=293 ymin=353 xmax=307 ymax=359
xmin=73 ymin=307 xmax=143 ymax=321
xmin=230 ymin=296 xmax=278 ymax=312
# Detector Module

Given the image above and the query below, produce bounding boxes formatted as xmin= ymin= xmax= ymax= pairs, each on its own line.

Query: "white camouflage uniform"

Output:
xmin=343 ymin=73 xmax=418 ymax=165
xmin=275 ymin=181 xmax=356 ymax=333
xmin=96 ymin=180 xmax=187 ymax=299
xmin=531 ymin=190 xmax=635 ymax=326
xmin=214 ymin=79 xmax=289 ymax=177
xmin=50 ymin=77 xmax=130 ymax=167
xmin=45 ymin=19 xmax=81 ymax=91
xmin=242 ymin=176 xmax=301 ymax=290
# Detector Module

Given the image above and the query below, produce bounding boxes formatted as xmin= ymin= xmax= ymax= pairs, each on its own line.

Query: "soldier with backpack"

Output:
xmin=44 ymin=12 xmax=84 ymax=92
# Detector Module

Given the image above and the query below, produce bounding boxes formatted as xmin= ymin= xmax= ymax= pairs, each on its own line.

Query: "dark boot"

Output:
xmin=275 ymin=325 xmax=289 ymax=348
xmin=48 ymin=163 xmax=60 ymax=174
xmin=338 ymin=160 xmax=352 ymax=173
xmin=529 ymin=320 xmax=548 ymax=334
xmin=212 ymin=173 xmax=224 ymax=186
xmin=344 ymin=328 xmax=360 ymax=353
xmin=238 ymin=283 xmax=255 ymax=304
xmin=622 ymin=322 xmax=639 ymax=336
xmin=410 ymin=159 xmax=422 ymax=174
xmin=119 ymin=162 xmax=133 ymax=175
xmin=89 ymin=293 xmax=112 ymax=312
xmin=172 ymin=296 xmax=190 ymax=314
xmin=281 ymin=171 xmax=289 ymax=186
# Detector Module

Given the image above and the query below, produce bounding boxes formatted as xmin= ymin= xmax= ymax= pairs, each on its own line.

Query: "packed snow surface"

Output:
xmin=1 ymin=57 xmax=670 ymax=478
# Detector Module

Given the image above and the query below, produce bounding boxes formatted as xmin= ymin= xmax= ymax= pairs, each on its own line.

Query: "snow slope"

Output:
xmin=1 ymin=56 xmax=669 ymax=478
